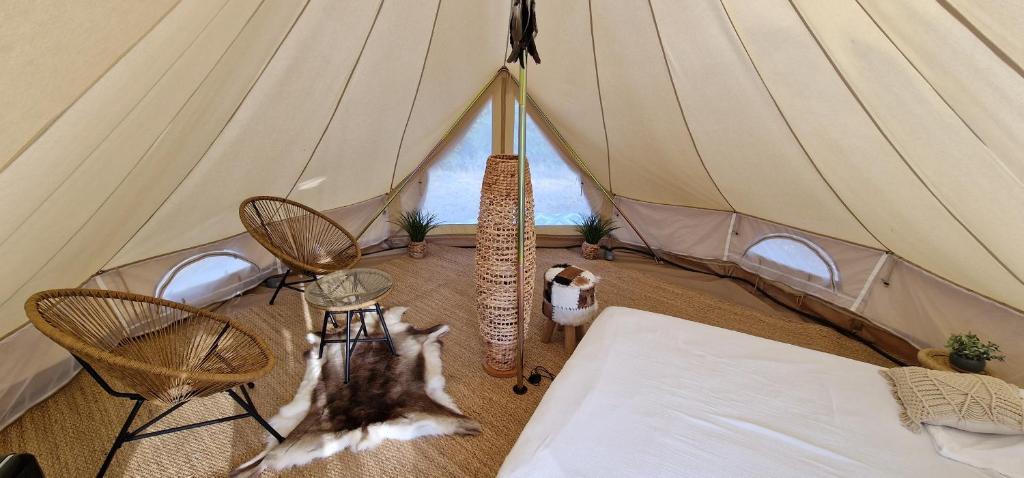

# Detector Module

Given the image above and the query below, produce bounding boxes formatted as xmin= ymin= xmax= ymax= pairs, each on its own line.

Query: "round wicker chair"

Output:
xmin=239 ymin=196 xmax=362 ymax=304
xmin=25 ymin=288 xmax=282 ymax=476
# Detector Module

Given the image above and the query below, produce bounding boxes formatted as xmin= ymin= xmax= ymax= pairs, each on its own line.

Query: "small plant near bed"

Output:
xmin=946 ymin=332 xmax=1005 ymax=373
xmin=574 ymin=213 xmax=619 ymax=260
xmin=392 ymin=210 xmax=441 ymax=259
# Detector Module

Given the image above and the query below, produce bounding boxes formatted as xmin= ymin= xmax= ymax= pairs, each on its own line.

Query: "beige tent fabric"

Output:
xmin=112 ymin=0 xmax=377 ymax=267
xmin=860 ymin=0 xmax=1024 ymax=183
xmin=2 ymin=0 xmax=1024 ymax=351
xmin=0 ymin=0 xmax=303 ymax=337
xmin=793 ymin=0 xmax=1024 ymax=294
xmin=390 ymin=0 xmax=508 ymax=185
xmin=651 ymin=0 xmax=878 ymax=247
xmin=589 ymin=1 xmax=729 ymax=209
xmin=0 ymin=0 xmax=230 ymax=244
xmin=0 ymin=0 xmax=178 ymax=171
xmin=290 ymin=0 xmax=439 ymax=211
xmin=723 ymin=0 xmax=1024 ymax=311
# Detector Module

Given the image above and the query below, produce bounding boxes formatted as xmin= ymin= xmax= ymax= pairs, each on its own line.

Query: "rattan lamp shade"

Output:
xmin=475 ymin=154 xmax=536 ymax=377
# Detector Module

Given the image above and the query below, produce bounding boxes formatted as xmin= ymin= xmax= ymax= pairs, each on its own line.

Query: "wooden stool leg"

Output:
xmin=541 ymin=318 xmax=556 ymax=343
xmin=564 ymin=325 xmax=577 ymax=354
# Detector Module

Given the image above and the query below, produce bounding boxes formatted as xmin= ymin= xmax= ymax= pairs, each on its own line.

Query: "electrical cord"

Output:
xmin=527 ymin=366 xmax=556 ymax=385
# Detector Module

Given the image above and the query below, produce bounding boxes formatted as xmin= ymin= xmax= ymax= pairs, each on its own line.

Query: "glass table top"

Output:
xmin=305 ymin=268 xmax=393 ymax=310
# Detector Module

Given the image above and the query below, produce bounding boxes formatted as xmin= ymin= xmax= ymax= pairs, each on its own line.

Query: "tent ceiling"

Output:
xmin=1 ymin=0 xmax=1023 ymax=336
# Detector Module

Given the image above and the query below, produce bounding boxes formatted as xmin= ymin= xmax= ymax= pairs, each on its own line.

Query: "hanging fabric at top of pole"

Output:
xmin=506 ymin=0 xmax=540 ymax=67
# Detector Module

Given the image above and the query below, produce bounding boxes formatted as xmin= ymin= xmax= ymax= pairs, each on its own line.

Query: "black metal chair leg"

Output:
xmin=318 ymin=311 xmax=331 ymax=359
xmin=344 ymin=311 xmax=353 ymax=384
xmin=269 ymin=269 xmax=291 ymax=305
xmin=227 ymin=389 xmax=284 ymax=443
xmin=374 ymin=303 xmax=398 ymax=356
xmin=97 ymin=398 xmax=144 ymax=477
xmin=349 ymin=313 xmax=367 ymax=355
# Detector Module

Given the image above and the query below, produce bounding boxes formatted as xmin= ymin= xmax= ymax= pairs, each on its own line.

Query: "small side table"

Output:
xmin=305 ymin=268 xmax=397 ymax=383
xmin=917 ymin=348 xmax=990 ymax=375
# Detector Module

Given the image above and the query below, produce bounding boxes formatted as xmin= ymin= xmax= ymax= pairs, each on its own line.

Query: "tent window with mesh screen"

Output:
xmin=2 ymin=1 xmax=1024 ymax=476
xmin=743 ymin=234 xmax=839 ymax=290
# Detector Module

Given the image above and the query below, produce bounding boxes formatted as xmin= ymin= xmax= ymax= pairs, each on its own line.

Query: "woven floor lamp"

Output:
xmin=475 ymin=155 xmax=536 ymax=378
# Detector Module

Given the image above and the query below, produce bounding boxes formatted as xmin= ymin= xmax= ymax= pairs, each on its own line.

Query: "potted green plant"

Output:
xmin=392 ymin=210 xmax=441 ymax=259
xmin=945 ymin=332 xmax=1005 ymax=373
xmin=574 ymin=213 xmax=619 ymax=260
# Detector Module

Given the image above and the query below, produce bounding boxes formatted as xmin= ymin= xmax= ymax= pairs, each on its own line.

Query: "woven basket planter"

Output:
xmin=408 ymin=241 xmax=426 ymax=259
xmin=475 ymin=154 xmax=536 ymax=377
xmin=581 ymin=241 xmax=601 ymax=260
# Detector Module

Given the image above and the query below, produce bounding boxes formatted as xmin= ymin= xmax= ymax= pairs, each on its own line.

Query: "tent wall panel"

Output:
xmin=724 ymin=0 xmax=1024 ymax=313
xmin=612 ymin=197 xmax=732 ymax=261
xmin=0 ymin=0 xmax=275 ymax=338
xmin=112 ymin=0 xmax=381 ymax=267
xmin=859 ymin=0 xmax=1024 ymax=182
xmin=290 ymin=0 xmax=439 ymax=211
xmin=0 ymin=321 xmax=80 ymax=431
xmin=391 ymin=0 xmax=507 ymax=184
xmin=0 ymin=0 xmax=229 ymax=243
xmin=793 ymin=0 xmax=1024 ymax=308
xmin=650 ymin=0 xmax=878 ymax=248
xmin=727 ymin=214 xmax=883 ymax=309
xmin=0 ymin=195 xmax=387 ymax=431
xmin=0 ymin=0 xmax=178 ymax=170
xmin=522 ymin=0 xmax=610 ymax=189
xmin=614 ymin=198 xmax=1024 ymax=383
xmin=588 ymin=0 xmax=729 ymax=209
xmin=862 ymin=258 xmax=1024 ymax=385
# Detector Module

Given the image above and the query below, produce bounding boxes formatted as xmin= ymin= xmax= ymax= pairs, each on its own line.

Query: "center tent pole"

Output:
xmin=513 ymin=50 xmax=529 ymax=395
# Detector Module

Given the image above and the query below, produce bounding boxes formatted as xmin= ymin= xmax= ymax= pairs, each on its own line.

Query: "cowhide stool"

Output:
xmin=541 ymin=264 xmax=598 ymax=354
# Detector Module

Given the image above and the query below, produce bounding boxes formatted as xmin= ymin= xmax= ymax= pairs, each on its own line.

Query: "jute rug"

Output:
xmin=0 ymin=246 xmax=892 ymax=477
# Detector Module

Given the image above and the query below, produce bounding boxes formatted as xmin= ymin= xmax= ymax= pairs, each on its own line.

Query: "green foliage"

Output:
xmin=574 ymin=213 xmax=619 ymax=245
xmin=946 ymin=332 xmax=1006 ymax=362
xmin=392 ymin=210 xmax=442 ymax=242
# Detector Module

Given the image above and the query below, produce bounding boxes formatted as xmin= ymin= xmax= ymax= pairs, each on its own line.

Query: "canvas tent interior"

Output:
xmin=1 ymin=0 xmax=1024 ymax=473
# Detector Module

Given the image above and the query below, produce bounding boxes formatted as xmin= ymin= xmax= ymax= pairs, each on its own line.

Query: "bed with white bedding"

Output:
xmin=499 ymin=306 xmax=994 ymax=477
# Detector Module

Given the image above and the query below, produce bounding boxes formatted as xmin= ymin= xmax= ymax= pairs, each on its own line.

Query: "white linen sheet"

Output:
xmin=927 ymin=420 xmax=1024 ymax=478
xmin=499 ymin=306 xmax=996 ymax=477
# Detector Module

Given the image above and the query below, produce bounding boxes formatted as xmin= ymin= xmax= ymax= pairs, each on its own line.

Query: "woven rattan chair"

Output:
xmin=240 ymin=196 xmax=362 ymax=304
xmin=25 ymin=289 xmax=283 ymax=477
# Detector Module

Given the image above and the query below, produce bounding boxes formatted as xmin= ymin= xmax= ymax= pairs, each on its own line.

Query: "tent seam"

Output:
xmin=587 ymin=0 xmax=614 ymax=194
xmin=284 ymin=0 xmax=385 ymax=199
xmin=718 ymin=0 xmax=886 ymax=250
xmin=0 ymin=0 xmax=185 ymax=176
xmin=105 ymin=0 xmax=310 ymax=269
xmin=388 ymin=0 xmax=443 ymax=191
xmin=647 ymin=0 xmax=734 ymax=211
xmin=787 ymin=0 xmax=1024 ymax=289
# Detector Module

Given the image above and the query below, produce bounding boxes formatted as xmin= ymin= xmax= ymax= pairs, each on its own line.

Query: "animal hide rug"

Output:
xmin=232 ymin=307 xmax=480 ymax=477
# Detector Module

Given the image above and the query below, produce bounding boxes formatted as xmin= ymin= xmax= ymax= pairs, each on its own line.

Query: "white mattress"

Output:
xmin=499 ymin=307 xmax=994 ymax=477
